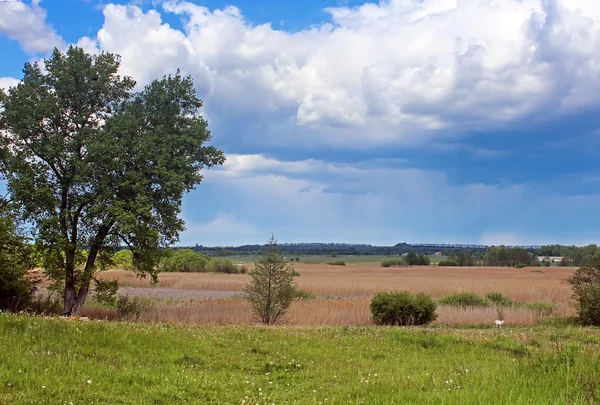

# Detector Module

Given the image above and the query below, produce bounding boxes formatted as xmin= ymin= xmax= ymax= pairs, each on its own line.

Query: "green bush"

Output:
xmin=516 ymin=263 xmax=528 ymax=269
xmin=112 ymin=249 xmax=134 ymax=270
xmin=159 ymin=249 xmax=211 ymax=273
xmin=438 ymin=292 xmax=489 ymax=308
xmin=568 ymin=265 xmax=600 ymax=325
xmin=485 ymin=292 xmax=514 ymax=307
xmin=370 ymin=291 xmax=437 ymax=326
xmin=210 ymin=258 xmax=247 ymax=274
xmin=438 ymin=260 xmax=458 ymax=267
xmin=328 ymin=261 xmax=346 ymax=266
xmin=380 ymin=259 xmax=405 ymax=267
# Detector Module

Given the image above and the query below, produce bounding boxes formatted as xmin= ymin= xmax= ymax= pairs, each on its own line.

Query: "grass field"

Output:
xmin=1 ymin=313 xmax=599 ymax=404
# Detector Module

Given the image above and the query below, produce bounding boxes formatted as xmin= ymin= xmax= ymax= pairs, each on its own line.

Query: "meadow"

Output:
xmin=1 ymin=313 xmax=599 ymax=404
xmin=87 ymin=264 xmax=577 ymax=326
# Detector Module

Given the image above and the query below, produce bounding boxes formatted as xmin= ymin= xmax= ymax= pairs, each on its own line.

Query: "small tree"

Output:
xmin=245 ymin=235 xmax=296 ymax=325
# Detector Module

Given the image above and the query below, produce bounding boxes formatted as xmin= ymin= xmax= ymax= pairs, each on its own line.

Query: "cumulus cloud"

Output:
xmin=64 ymin=0 xmax=600 ymax=147
xmin=0 ymin=0 xmax=63 ymax=53
xmin=0 ymin=77 xmax=19 ymax=91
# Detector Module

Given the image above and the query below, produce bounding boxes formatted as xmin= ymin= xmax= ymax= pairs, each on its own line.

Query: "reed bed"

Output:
xmin=81 ymin=297 xmax=570 ymax=327
xmin=99 ymin=264 xmax=575 ymax=304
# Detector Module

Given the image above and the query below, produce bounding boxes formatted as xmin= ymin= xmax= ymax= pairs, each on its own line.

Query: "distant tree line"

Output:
xmin=182 ymin=242 xmax=600 ymax=268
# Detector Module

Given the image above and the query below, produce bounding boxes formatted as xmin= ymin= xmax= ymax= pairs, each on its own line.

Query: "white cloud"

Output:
xmin=0 ymin=0 xmax=63 ymax=52
xmin=0 ymin=77 xmax=19 ymax=91
xmin=180 ymin=213 xmax=261 ymax=246
xmin=68 ymin=0 xmax=600 ymax=147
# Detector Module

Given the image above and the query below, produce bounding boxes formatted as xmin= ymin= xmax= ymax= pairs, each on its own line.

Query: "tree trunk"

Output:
xmin=62 ymin=223 xmax=112 ymax=316
xmin=63 ymin=276 xmax=77 ymax=316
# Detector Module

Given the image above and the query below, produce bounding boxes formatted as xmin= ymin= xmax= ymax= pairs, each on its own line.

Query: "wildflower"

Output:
xmin=87 ymin=380 xmax=92 ymax=384
xmin=42 ymin=386 xmax=46 ymax=389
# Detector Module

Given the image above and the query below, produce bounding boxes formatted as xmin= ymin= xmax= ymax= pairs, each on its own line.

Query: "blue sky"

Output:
xmin=2 ymin=0 xmax=600 ymax=247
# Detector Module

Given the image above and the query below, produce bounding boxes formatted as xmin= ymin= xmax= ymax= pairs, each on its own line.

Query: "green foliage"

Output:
xmin=370 ymin=291 xmax=438 ymax=326
xmin=438 ymin=292 xmax=489 ymax=308
xmin=93 ymin=279 xmax=119 ymax=308
xmin=328 ymin=261 xmax=346 ymax=266
xmin=380 ymin=259 xmax=406 ymax=267
xmin=111 ymin=250 xmax=134 ymax=270
xmin=0 ymin=208 xmax=36 ymax=311
xmin=438 ymin=260 xmax=459 ymax=267
xmin=569 ymin=264 xmax=600 ymax=325
xmin=486 ymin=245 xmax=533 ymax=267
xmin=454 ymin=251 xmax=475 ymax=266
xmin=485 ymin=292 xmax=514 ymax=307
xmin=404 ymin=252 xmax=431 ymax=266
xmin=244 ymin=235 xmax=297 ymax=325
xmin=160 ymin=249 xmax=211 ymax=273
xmin=516 ymin=263 xmax=528 ymax=269
xmin=209 ymin=258 xmax=247 ymax=274
xmin=0 ymin=46 xmax=225 ymax=315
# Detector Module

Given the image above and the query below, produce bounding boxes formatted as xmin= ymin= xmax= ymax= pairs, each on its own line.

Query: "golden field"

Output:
xmin=89 ymin=264 xmax=578 ymax=326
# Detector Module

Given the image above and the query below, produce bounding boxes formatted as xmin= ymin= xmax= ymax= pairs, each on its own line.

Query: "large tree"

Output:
xmin=0 ymin=46 xmax=225 ymax=315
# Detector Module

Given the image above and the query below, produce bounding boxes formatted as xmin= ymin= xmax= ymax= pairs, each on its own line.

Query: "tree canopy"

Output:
xmin=0 ymin=46 xmax=225 ymax=315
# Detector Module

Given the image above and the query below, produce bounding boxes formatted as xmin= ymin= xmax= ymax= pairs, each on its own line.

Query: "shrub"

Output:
xmin=568 ymin=265 xmax=600 ymax=325
xmin=438 ymin=292 xmax=489 ymax=308
xmin=160 ymin=249 xmax=211 ymax=272
xmin=112 ymin=249 xmax=134 ymax=270
xmin=370 ymin=291 xmax=437 ymax=326
xmin=328 ymin=261 xmax=346 ymax=266
xmin=380 ymin=259 xmax=405 ymax=267
xmin=210 ymin=258 xmax=247 ymax=274
xmin=516 ymin=263 xmax=527 ymax=269
xmin=438 ymin=260 xmax=458 ymax=267
xmin=486 ymin=292 xmax=514 ymax=307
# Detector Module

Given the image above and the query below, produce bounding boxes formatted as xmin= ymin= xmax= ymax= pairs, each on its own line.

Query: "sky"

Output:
xmin=2 ymin=0 xmax=600 ymax=247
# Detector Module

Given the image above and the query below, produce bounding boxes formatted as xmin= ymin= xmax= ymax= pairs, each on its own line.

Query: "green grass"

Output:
xmin=1 ymin=314 xmax=600 ymax=404
xmin=227 ymin=255 xmax=449 ymax=265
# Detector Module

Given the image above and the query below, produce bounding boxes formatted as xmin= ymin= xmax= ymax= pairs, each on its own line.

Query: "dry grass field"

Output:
xmin=88 ymin=264 xmax=578 ymax=326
